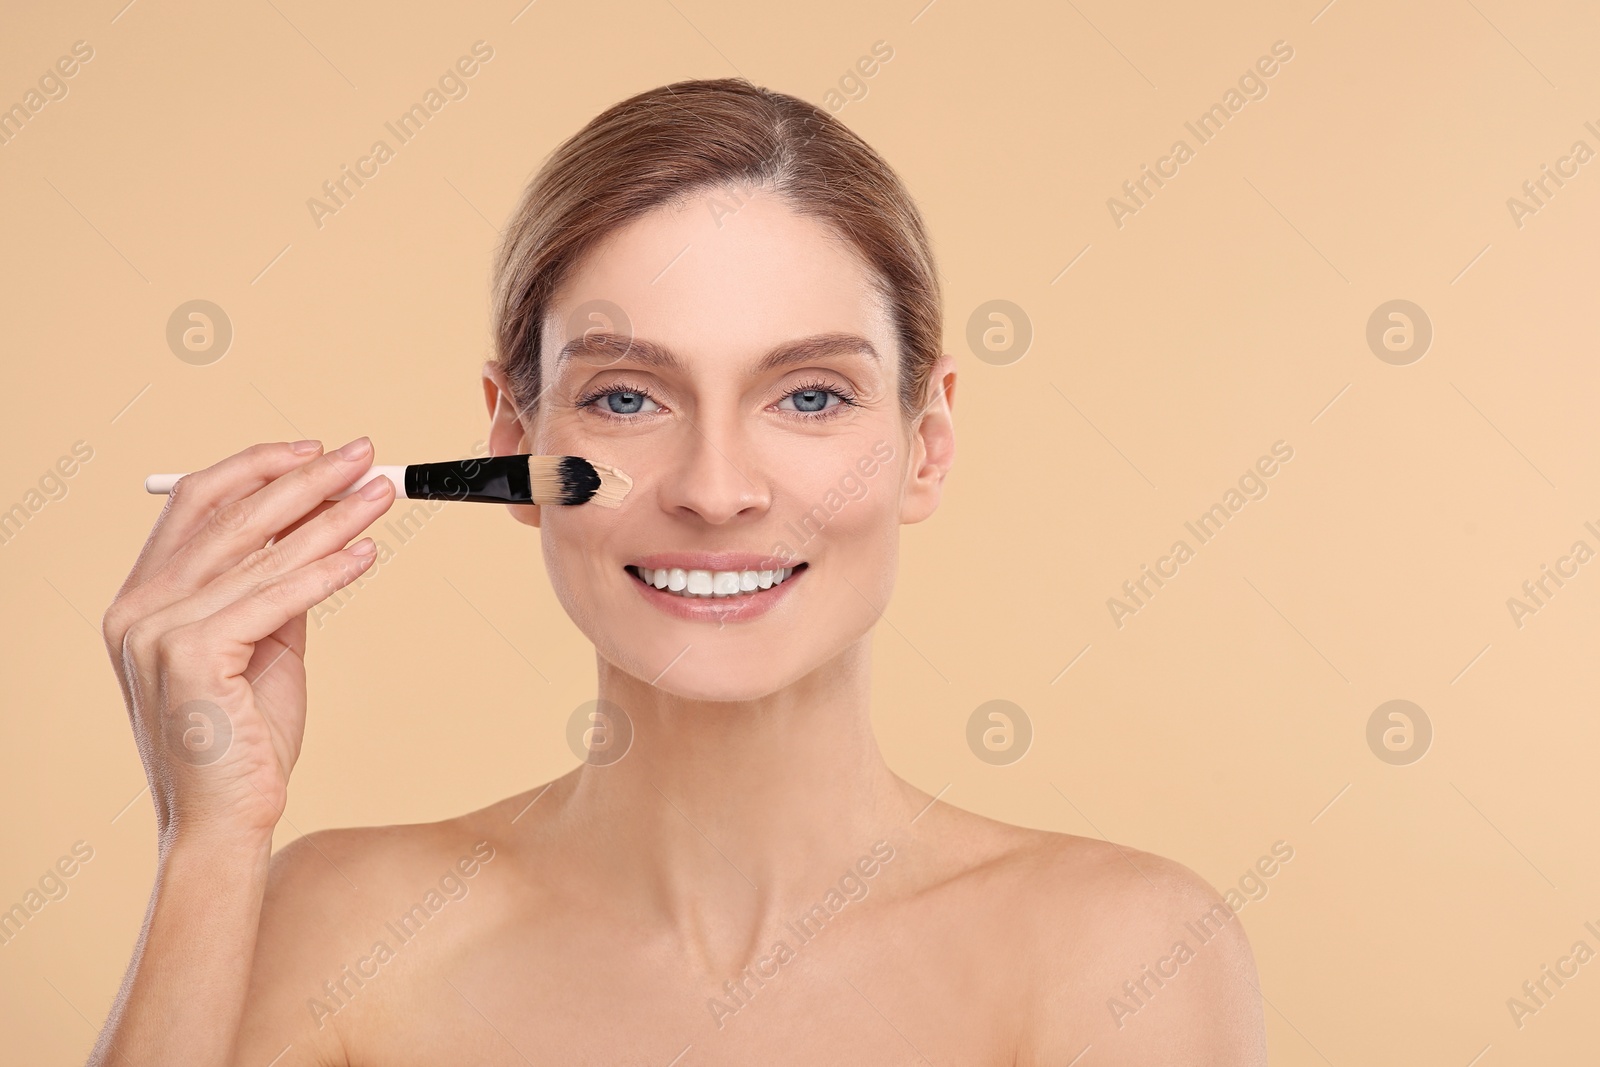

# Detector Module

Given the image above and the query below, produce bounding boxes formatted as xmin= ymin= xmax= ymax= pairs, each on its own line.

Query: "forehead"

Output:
xmin=540 ymin=188 xmax=895 ymax=374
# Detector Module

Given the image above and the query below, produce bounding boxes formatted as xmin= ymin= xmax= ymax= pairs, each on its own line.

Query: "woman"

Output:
xmin=94 ymin=78 xmax=1266 ymax=1065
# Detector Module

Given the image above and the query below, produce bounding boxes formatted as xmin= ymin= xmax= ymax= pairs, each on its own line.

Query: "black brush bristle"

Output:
xmin=526 ymin=455 xmax=600 ymax=505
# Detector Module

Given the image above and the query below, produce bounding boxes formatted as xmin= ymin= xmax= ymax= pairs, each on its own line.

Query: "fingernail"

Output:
xmin=291 ymin=439 xmax=323 ymax=455
xmin=335 ymin=436 xmax=372 ymax=460
xmin=349 ymin=537 xmax=376 ymax=557
xmin=358 ymin=475 xmax=392 ymax=500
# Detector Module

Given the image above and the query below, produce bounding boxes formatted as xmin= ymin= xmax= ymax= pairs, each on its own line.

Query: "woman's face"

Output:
xmin=487 ymin=188 xmax=954 ymax=702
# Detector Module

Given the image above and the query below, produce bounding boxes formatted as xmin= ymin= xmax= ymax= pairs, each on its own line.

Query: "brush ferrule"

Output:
xmin=404 ymin=455 xmax=530 ymax=504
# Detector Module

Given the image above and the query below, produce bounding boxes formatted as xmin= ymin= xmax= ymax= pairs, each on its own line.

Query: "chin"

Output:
xmin=593 ymin=624 xmax=825 ymax=704
xmin=633 ymin=657 xmax=810 ymax=704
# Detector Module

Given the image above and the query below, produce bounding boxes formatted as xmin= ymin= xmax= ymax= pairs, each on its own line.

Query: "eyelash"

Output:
xmin=574 ymin=379 xmax=859 ymax=421
xmin=780 ymin=378 xmax=857 ymax=419
xmin=574 ymin=381 xmax=658 ymax=419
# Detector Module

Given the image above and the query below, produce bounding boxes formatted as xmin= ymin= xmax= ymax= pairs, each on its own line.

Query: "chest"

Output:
xmin=341 ymin=903 xmax=1037 ymax=1066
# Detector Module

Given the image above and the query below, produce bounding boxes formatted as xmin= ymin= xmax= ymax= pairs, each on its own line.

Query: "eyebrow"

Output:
xmin=554 ymin=331 xmax=880 ymax=375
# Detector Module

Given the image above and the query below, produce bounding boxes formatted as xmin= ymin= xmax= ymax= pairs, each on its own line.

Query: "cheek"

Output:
xmin=799 ymin=484 xmax=901 ymax=665
xmin=538 ymin=491 xmax=632 ymax=625
xmin=773 ymin=441 xmax=892 ymax=520
xmin=773 ymin=446 xmax=903 ymax=595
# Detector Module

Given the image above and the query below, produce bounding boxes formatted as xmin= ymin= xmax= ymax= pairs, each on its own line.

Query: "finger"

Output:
xmin=122 ymin=441 xmax=325 ymax=595
xmin=149 ymin=437 xmax=378 ymax=603
xmin=250 ymin=612 xmax=307 ymax=687
xmin=104 ymin=441 xmax=326 ymax=668
xmin=142 ymin=476 xmax=394 ymax=634
xmin=158 ymin=540 xmax=380 ymax=694
xmin=268 ymin=498 xmax=340 ymax=545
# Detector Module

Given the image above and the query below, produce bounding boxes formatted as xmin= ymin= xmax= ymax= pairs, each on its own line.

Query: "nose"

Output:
xmin=656 ymin=418 xmax=771 ymax=525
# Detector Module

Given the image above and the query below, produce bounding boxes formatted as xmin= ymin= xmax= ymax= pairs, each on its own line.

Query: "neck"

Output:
xmin=562 ymin=636 xmax=917 ymax=940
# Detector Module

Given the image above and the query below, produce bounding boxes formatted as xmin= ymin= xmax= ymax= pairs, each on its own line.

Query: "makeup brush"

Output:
xmin=144 ymin=454 xmax=633 ymax=509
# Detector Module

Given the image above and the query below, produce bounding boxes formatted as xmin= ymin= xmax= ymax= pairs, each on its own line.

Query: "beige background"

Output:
xmin=2 ymin=0 xmax=1597 ymax=1061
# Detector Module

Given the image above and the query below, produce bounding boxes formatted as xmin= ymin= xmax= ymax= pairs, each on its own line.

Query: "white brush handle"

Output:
xmin=144 ymin=465 xmax=410 ymax=500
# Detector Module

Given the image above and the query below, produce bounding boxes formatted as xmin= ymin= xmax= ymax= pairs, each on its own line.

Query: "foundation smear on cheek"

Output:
xmin=587 ymin=462 xmax=634 ymax=509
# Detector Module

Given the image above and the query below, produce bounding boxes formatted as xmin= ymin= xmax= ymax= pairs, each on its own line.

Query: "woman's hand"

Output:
xmin=100 ymin=437 xmax=394 ymax=851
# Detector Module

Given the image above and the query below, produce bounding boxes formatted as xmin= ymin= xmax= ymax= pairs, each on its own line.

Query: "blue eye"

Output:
xmin=778 ymin=386 xmax=849 ymax=414
xmin=791 ymin=389 xmax=830 ymax=412
xmin=587 ymin=389 xmax=660 ymax=416
xmin=607 ymin=391 xmax=645 ymax=414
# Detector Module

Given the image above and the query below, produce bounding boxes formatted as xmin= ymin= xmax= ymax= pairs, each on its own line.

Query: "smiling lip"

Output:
xmin=630 ymin=553 xmax=799 ymax=572
xmin=626 ymin=558 xmax=807 ymax=623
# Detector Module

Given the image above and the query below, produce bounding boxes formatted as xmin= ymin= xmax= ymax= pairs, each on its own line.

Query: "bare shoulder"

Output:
xmin=912 ymin=807 xmax=1266 ymax=1066
xmin=1021 ymin=829 xmax=1264 ymax=1066
xmin=231 ymin=780 xmax=566 ymax=1066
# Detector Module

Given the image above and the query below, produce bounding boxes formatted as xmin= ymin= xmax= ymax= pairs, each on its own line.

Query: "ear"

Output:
xmin=482 ymin=361 xmax=542 ymax=529
xmin=899 ymin=354 xmax=957 ymax=525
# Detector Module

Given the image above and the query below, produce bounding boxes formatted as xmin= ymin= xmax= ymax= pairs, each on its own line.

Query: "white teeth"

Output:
xmin=636 ymin=564 xmax=803 ymax=598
